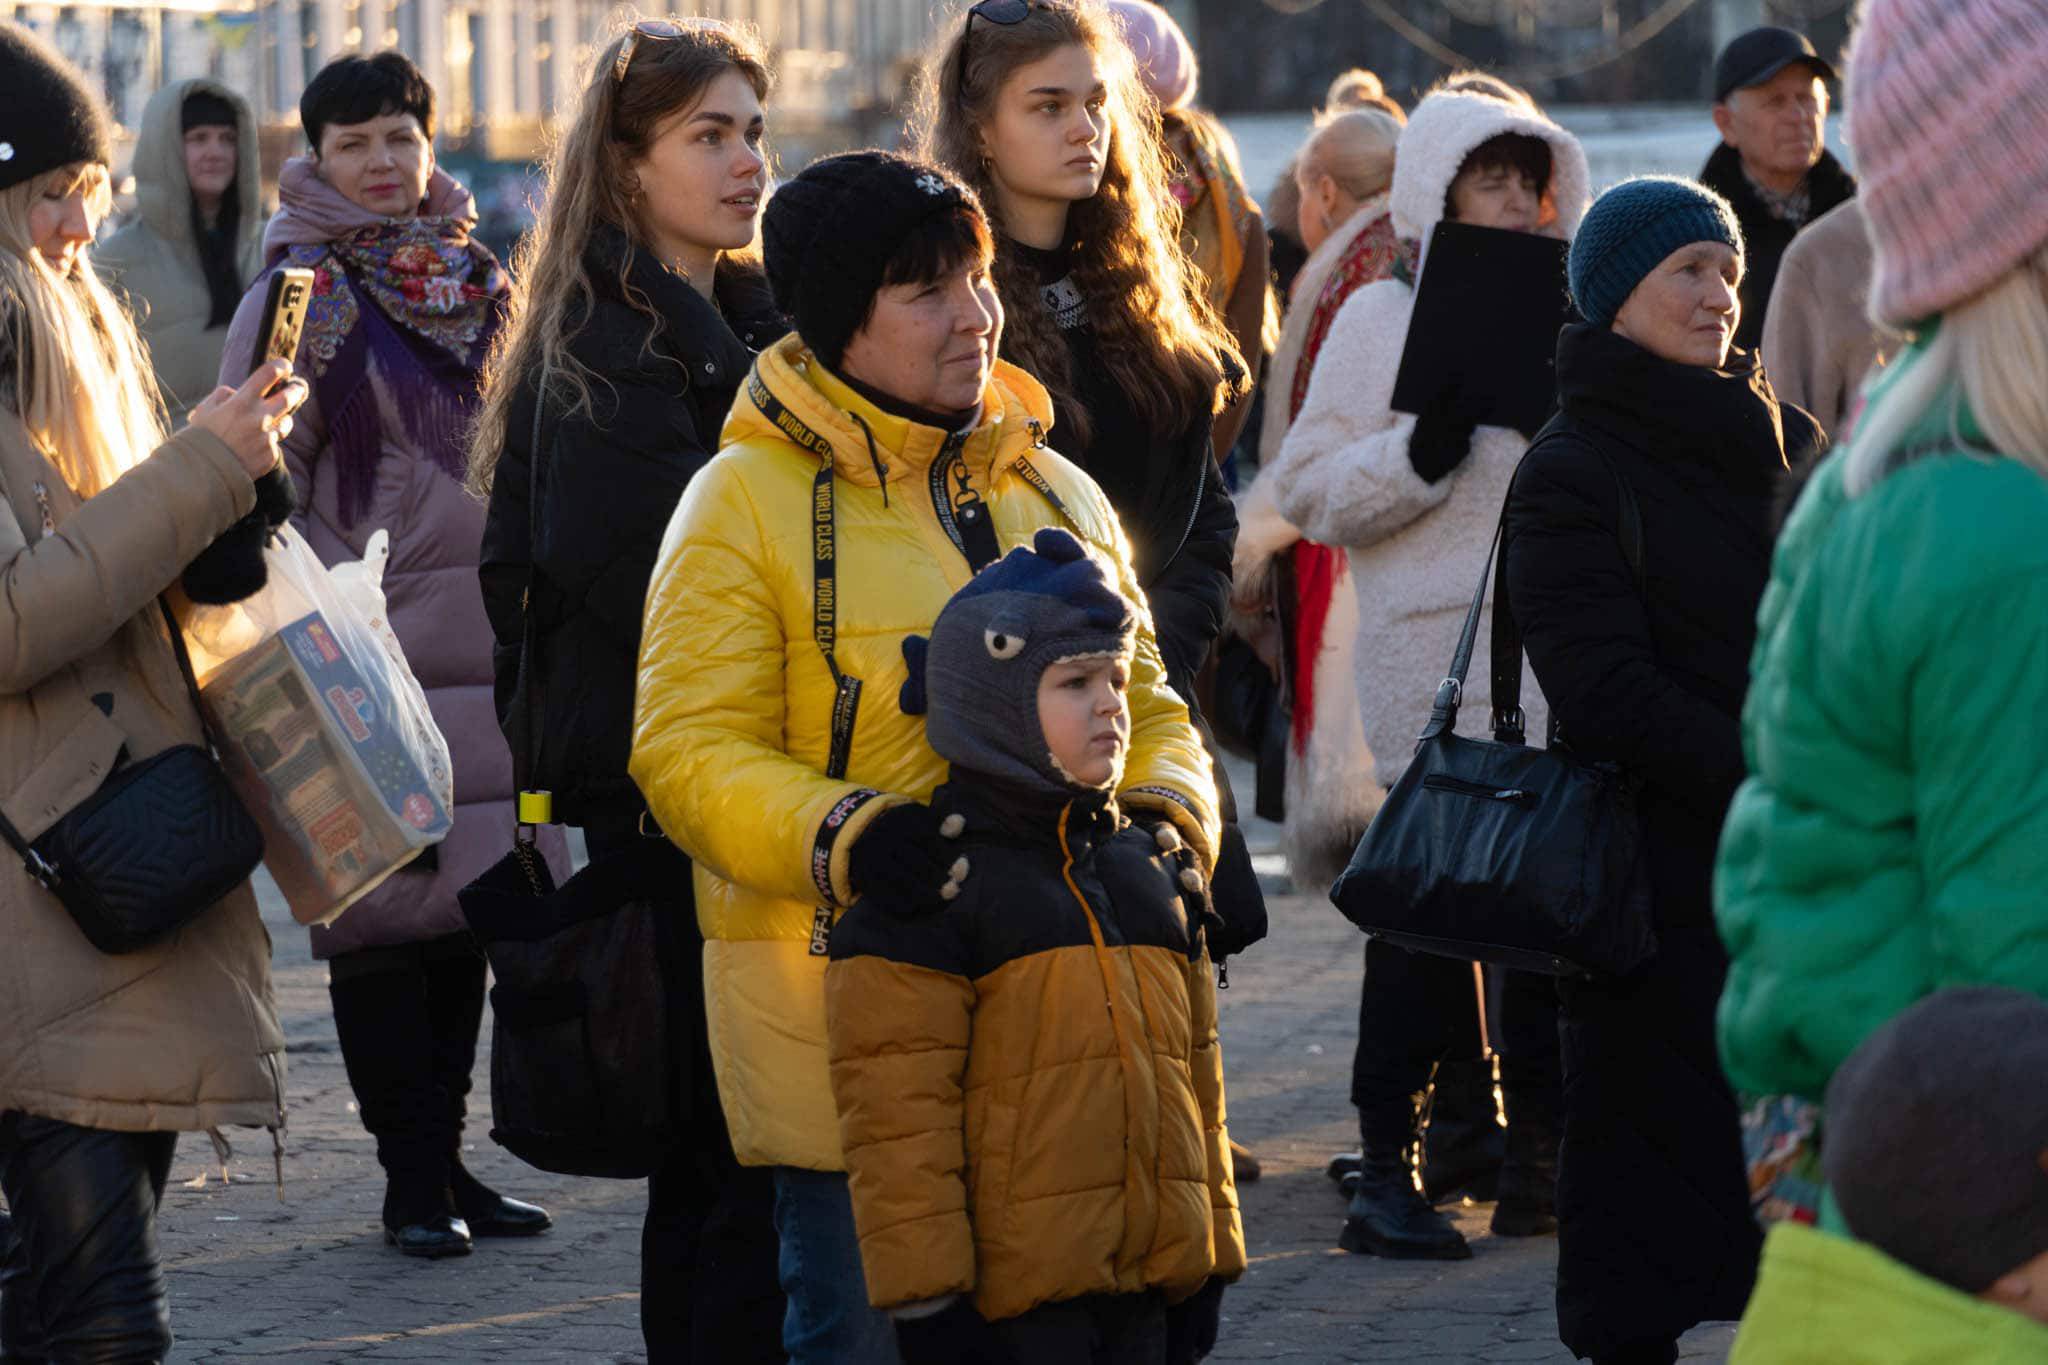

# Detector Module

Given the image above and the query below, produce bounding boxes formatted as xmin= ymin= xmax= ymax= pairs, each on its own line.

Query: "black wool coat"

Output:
xmin=1501 ymin=323 xmax=1822 ymax=1356
xmin=1699 ymin=143 xmax=1857 ymax=354
xmin=480 ymin=227 xmax=787 ymax=828
xmin=1504 ymin=324 xmax=1823 ymax=934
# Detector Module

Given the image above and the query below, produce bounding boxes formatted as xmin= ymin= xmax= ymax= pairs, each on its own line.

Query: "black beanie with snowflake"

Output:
xmin=762 ymin=150 xmax=981 ymax=371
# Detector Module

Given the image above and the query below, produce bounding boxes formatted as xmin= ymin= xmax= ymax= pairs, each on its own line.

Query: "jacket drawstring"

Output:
xmin=206 ymin=1127 xmax=232 ymax=1185
xmin=847 ymin=411 xmax=890 ymax=508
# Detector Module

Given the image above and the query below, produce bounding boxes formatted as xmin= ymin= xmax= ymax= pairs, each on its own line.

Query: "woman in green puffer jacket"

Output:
xmin=1713 ymin=0 xmax=2048 ymax=1108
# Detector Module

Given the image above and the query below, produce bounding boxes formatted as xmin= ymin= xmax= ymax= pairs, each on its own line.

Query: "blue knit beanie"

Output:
xmin=1567 ymin=176 xmax=1745 ymax=327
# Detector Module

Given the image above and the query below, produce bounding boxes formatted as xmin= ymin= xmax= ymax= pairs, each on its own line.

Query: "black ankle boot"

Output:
xmin=1339 ymin=1094 xmax=1472 ymax=1260
xmin=1421 ymin=1058 xmax=1505 ymax=1205
xmin=450 ymin=1160 xmax=552 ymax=1238
xmin=380 ymin=1173 xmax=472 ymax=1259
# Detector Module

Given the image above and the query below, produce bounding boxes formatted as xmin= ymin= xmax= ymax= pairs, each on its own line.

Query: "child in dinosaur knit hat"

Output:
xmin=824 ymin=527 xmax=1243 ymax=1365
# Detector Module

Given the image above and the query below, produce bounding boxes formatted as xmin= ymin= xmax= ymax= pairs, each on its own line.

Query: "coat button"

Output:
xmin=704 ymin=362 xmax=716 ymax=375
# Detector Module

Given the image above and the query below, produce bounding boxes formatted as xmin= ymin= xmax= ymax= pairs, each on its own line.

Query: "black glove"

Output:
xmin=1407 ymin=406 xmax=1477 ymax=484
xmin=1166 ymin=1278 xmax=1226 ymax=1361
xmin=848 ymin=802 xmax=967 ymax=916
xmin=181 ymin=465 xmax=298 ymax=606
xmin=252 ymin=462 xmax=298 ymax=529
xmin=893 ymin=1297 xmax=1011 ymax=1365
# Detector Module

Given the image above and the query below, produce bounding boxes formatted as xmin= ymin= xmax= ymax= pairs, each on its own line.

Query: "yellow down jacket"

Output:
xmin=631 ymin=336 xmax=1220 ymax=1171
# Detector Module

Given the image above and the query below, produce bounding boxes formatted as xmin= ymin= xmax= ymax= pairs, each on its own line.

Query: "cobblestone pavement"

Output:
xmin=157 ymin=815 xmax=1740 ymax=1363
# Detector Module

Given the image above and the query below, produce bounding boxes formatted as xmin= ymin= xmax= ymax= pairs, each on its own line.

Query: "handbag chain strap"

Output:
xmin=1421 ymin=429 xmax=1645 ymax=746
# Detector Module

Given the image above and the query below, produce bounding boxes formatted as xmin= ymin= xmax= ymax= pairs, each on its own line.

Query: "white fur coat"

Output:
xmin=1264 ymin=92 xmax=1591 ymax=790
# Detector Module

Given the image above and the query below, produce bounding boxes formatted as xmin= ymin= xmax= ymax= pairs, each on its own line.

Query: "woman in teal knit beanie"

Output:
xmin=1504 ymin=172 xmax=1825 ymax=1364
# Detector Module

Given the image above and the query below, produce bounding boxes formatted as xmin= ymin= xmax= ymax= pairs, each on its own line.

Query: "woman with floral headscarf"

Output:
xmin=221 ymin=50 xmax=566 ymax=1262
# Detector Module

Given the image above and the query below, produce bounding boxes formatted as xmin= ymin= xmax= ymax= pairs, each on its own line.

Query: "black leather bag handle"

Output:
xmin=1417 ymin=511 xmax=1504 ymax=744
xmin=1418 ymin=436 xmax=1646 ymax=748
xmin=1489 ymin=445 xmax=1647 ymax=745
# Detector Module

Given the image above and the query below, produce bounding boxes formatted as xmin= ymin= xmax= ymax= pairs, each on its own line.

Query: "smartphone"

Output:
xmin=247 ymin=267 xmax=315 ymax=390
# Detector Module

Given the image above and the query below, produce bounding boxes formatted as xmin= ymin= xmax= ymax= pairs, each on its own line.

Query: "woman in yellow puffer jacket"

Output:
xmin=630 ymin=152 xmax=1220 ymax=1363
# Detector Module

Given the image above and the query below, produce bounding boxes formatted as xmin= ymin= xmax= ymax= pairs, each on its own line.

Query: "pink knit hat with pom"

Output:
xmin=1847 ymin=0 xmax=2048 ymax=325
xmin=1108 ymin=1 xmax=1197 ymax=111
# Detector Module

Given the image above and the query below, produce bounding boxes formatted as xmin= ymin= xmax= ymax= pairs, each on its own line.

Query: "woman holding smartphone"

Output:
xmin=470 ymin=19 xmax=788 ymax=1361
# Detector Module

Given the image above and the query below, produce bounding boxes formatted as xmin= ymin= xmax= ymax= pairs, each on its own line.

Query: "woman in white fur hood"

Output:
xmin=1266 ymin=89 xmax=1590 ymax=783
xmin=1264 ymin=88 xmax=1591 ymax=1264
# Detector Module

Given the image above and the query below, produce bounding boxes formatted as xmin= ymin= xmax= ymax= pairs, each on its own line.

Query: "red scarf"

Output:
xmin=1286 ymin=212 xmax=1401 ymax=756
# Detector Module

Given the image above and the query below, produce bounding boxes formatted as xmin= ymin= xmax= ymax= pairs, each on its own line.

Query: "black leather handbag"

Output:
xmin=0 ymin=604 xmax=263 ymax=955
xmin=1330 ymin=458 xmax=1656 ymax=979
xmin=458 ymin=363 xmax=693 ymax=1179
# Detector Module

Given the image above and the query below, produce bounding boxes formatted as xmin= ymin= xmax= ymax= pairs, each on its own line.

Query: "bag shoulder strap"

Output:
xmin=1487 ymin=441 xmax=1649 ymax=744
xmin=516 ymin=362 xmax=553 ymax=821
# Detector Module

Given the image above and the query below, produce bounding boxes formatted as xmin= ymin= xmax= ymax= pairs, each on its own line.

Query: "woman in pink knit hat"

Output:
xmin=1715 ymin=0 xmax=2048 ymax=1258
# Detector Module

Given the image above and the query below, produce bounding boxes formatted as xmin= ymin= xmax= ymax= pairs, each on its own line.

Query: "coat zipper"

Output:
xmin=1423 ymin=774 xmax=1539 ymax=807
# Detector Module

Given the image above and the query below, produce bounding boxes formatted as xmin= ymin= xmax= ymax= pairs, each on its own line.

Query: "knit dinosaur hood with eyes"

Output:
xmin=901 ymin=528 xmax=1137 ymax=792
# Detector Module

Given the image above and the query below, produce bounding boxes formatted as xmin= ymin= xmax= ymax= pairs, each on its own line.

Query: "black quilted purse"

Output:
xmin=0 ymin=603 xmax=263 ymax=955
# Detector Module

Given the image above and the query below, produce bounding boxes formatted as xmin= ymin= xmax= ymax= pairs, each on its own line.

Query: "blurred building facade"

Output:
xmin=3 ymin=0 xmax=939 ymax=162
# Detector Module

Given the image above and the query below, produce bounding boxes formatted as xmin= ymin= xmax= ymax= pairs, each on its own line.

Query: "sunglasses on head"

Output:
xmin=955 ymin=0 xmax=1032 ymax=96
xmin=613 ymin=17 xmax=731 ymax=85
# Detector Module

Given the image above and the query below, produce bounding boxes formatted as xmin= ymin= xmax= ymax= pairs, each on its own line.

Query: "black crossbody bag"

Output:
xmin=1330 ymin=447 xmax=1657 ymax=979
xmin=0 ymin=601 xmax=263 ymax=955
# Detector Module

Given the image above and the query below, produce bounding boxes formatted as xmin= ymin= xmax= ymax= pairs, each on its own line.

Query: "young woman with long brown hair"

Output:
xmin=470 ymin=18 xmax=787 ymax=1361
xmin=919 ymin=0 xmax=1268 ymax=1048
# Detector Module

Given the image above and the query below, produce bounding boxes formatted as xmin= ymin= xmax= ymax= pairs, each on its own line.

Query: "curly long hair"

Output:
xmin=916 ymin=0 xmax=1240 ymax=450
xmin=466 ymin=18 xmax=771 ymax=496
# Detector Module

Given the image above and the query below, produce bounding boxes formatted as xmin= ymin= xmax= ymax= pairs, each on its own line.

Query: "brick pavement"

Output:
xmin=151 ymin=812 xmax=1741 ymax=1364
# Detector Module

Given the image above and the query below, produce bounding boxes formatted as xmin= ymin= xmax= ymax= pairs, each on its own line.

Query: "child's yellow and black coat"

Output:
xmin=824 ymin=775 xmax=1246 ymax=1323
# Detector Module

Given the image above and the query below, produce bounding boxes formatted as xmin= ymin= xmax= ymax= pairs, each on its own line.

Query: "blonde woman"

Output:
xmin=0 ymin=24 xmax=302 ymax=1359
xmin=471 ymin=17 xmax=787 ymax=1358
xmin=1717 ymin=0 xmax=2048 ymax=1157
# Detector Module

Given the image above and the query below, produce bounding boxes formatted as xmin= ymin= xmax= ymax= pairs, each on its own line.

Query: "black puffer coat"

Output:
xmin=1698 ymin=143 xmax=1856 ymax=354
xmin=1502 ymin=322 xmax=1821 ymax=1358
xmin=480 ymin=227 xmax=787 ymax=828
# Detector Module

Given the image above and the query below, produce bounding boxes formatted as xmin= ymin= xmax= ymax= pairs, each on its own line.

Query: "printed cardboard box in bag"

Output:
xmin=201 ymin=609 xmax=452 ymax=925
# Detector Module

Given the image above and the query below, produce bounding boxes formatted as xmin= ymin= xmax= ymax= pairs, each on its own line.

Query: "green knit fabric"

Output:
xmin=1715 ymin=341 xmax=2048 ymax=1099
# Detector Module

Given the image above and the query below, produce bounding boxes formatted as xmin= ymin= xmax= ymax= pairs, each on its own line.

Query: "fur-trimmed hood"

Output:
xmin=1390 ymin=91 xmax=1592 ymax=246
xmin=129 ymin=78 xmax=263 ymax=246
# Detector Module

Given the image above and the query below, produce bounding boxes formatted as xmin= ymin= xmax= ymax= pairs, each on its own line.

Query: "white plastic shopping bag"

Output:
xmin=182 ymin=525 xmax=454 ymax=925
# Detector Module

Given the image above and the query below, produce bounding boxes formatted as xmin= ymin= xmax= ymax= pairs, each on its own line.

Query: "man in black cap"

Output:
xmin=1698 ymin=25 xmax=1857 ymax=353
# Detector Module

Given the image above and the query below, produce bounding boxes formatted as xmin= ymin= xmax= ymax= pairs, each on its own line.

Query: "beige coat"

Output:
xmin=95 ymin=79 xmax=265 ymax=427
xmin=1759 ymin=199 xmax=1901 ymax=439
xmin=0 ymin=407 xmax=286 ymax=1134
